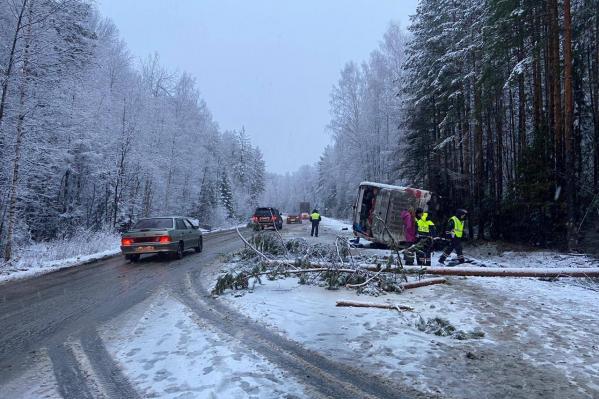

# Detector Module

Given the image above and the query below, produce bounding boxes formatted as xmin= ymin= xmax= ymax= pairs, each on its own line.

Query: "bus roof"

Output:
xmin=359 ymin=181 xmax=432 ymax=194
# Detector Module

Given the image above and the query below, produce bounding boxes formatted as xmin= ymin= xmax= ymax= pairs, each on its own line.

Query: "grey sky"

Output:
xmin=98 ymin=0 xmax=419 ymax=173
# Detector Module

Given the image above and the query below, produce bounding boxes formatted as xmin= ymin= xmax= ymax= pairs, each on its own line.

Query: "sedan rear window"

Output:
xmin=132 ymin=218 xmax=173 ymax=229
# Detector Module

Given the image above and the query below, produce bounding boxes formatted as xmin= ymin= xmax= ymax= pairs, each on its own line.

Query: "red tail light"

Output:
xmin=158 ymin=236 xmax=170 ymax=243
xmin=251 ymin=216 xmax=258 ymax=222
xmin=121 ymin=238 xmax=133 ymax=246
xmin=271 ymin=216 xmax=277 ymax=222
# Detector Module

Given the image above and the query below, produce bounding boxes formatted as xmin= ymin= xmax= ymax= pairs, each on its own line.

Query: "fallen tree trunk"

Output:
xmin=264 ymin=260 xmax=599 ymax=278
xmin=400 ymin=277 xmax=447 ymax=289
xmin=336 ymin=300 xmax=413 ymax=311
xmin=381 ymin=266 xmax=599 ymax=278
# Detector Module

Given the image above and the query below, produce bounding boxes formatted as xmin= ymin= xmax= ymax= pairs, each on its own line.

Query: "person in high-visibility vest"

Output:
xmin=415 ymin=208 xmax=435 ymax=237
xmin=309 ymin=209 xmax=322 ymax=237
xmin=438 ymin=209 xmax=467 ymax=265
xmin=414 ymin=208 xmax=436 ymax=265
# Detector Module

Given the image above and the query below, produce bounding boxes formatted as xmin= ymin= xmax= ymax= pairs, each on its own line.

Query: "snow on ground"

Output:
xmin=220 ymin=219 xmax=599 ymax=398
xmin=467 ymin=242 xmax=599 ymax=269
xmin=0 ymin=230 xmax=121 ymax=284
xmin=0 ymin=348 xmax=61 ymax=399
xmin=101 ymin=291 xmax=310 ymax=399
xmin=319 ymin=216 xmax=352 ymax=231
xmin=226 ymin=278 xmax=483 ymax=396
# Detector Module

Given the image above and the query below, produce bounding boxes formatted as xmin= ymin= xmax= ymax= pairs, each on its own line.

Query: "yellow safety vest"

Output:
xmin=310 ymin=212 xmax=320 ymax=221
xmin=416 ymin=213 xmax=434 ymax=233
xmin=449 ymin=216 xmax=464 ymax=238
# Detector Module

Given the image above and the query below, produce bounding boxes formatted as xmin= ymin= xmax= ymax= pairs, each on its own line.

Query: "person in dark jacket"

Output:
xmin=310 ymin=209 xmax=322 ymax=237
xmin=438 ymin=208 xmax=467 ymax=265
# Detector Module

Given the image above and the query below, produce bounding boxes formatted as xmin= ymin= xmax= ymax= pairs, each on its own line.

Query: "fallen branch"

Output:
xmin=259 ymin=268 xmax=445 ymax=289
xmin=270 ymin=209 xmax=292 ymax=260
xmin=266 ymin=267 xmax=359 ymax=274
xmin=334 ymin=236 xmax=345 ymax=265
xmin=236 ymin=227 xmax=270 ymax=261
xmin=400 ymin=277 xmax=447 ymax=289
xmin=336 ymin=300 xmax=413 ymax=312
xmin=346 ymin=268 xmax=383 ymax=288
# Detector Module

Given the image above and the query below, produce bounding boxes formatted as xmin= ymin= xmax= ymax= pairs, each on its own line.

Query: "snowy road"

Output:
xmin=0 ymin=225 xmax=428 ymax=399
xmin=0 ymin=229 xmax=249 ymax=398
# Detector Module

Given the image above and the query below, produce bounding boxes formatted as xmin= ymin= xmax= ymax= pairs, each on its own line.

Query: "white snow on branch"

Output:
xmin=504 ymin=57 xmax=531 ymax=88
xmin=434 ymin=135 xmax=455 ymax=151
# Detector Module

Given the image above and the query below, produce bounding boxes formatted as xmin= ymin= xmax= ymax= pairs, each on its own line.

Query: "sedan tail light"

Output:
xmin=158 ymin=235 xmax=171 ymax=243
xmin=271 ymin=216 xmax=277 ymax=222
xmin=121 ymin=238 xmax=133 ymax=246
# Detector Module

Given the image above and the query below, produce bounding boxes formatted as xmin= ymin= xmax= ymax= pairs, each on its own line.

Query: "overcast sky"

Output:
xmin=98 ymin=0 xmax=419 ymax=173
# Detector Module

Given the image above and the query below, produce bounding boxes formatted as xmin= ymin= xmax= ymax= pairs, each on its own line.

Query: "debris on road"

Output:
xmin=335 ymin=300 xmax=413 ymax=312
xmin=415 ymin=316 xmax=485 ymax=340
xmin=218 ymin=227 xmax=599 ymax=299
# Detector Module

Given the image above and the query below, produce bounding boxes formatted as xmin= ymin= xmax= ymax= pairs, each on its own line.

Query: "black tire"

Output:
xmin=126 ymin=254 xmax=140 ymax=263
xmin=195 ymin=237 xmax=203 ymax=253
xmin=173 ymin=242 xmax=184 ymax=260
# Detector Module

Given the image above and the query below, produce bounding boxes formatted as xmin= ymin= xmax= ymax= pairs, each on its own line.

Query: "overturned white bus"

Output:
xmin=352 ymin=181 xmax=436 ymax=247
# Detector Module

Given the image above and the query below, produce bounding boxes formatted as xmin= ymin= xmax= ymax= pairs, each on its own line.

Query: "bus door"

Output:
xmin=371 ymin=189 xmax=391 ymax=241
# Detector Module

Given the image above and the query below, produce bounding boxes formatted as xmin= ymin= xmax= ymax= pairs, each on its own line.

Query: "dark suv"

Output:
xmin=251 ymin=207 xmax=283 ymax=230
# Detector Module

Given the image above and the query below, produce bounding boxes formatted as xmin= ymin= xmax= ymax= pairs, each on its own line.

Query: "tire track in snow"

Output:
xmin=80 ymin=329 xmax=141 ymax=399
xmin=179 ymin=270 xmax=433 ymax=399
xmin=47 ymin=343 xmax=95 ymax=399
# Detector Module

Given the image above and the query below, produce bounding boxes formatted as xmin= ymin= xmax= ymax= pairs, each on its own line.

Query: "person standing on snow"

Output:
xmin=414 ymin=208 xmax=436 ymax=265
xmin=401 ymin=208 xmax=417 ymax=265
xmin=438 ymin=209 xmax=467 ymax=265
xmin=309 ymin=209 xmax=322 ymax=237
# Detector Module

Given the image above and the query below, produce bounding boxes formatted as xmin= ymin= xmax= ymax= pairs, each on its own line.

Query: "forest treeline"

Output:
xmin=310 ymin=0 xmax=599 ymax=248
xmin=0 ymin=0 xmax=265 ymax=260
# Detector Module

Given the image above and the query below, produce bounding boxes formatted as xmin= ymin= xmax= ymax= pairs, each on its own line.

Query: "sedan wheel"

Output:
xmin=195 ymin=237 xmax=203 ymax=253
xmin=174 ymin=242 xmax=184 ymax=260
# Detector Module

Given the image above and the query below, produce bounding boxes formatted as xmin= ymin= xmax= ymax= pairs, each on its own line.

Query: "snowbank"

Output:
xmin=0 ymin=230 xmax=121 ymax=284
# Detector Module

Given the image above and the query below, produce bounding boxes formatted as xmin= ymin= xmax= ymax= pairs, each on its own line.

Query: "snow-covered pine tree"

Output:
xmin=193 ymin=168 xmax=218 ymax=226
xmin=218 ymin=169 xmax=236 ymax=220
